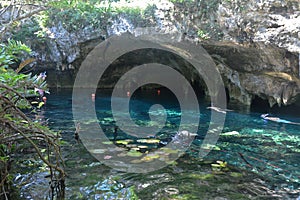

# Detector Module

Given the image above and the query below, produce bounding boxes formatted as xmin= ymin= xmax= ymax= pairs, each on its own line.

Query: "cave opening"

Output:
xmin=250 ymin=95 xmax=271 ymax=113
xmin=225 ymin=87 xmax=230 ymax=104
xmin=97 ymin=48 xmax=209 ymax=102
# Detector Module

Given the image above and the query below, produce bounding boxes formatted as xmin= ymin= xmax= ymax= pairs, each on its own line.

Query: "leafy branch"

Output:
xmin=0 ymin=40 xmax=65 ymax=199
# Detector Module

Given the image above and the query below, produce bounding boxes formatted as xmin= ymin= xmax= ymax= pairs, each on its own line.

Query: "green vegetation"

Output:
xmin=0 ymin=40 xmax=31 ymax=68
xmin=11 ymin=20 xmax=42 ymax=42
xmin=45 ymin=1 xmax=110 ymax=32
xmin=197 ymin=29 xmax=210 ymax=40
xmin=0 ymin=40 xmax=65 ymax=199
xmin=4 ymin=0 xmax=156 ymax=42
xmin=3 ymin=0 xmax=224 ymax=42
xmin=113 ymin=5 xmax=157 ymax=27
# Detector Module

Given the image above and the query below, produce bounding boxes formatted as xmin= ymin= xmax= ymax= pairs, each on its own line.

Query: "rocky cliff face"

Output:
xmin=8 ymin=0 xmax=299 ymax=107
xmin=206 ymin=0 xmax=300 ymax=106
xmin=217 ymin=0 xmax=300 ymax=53
xmin=203 ymin=42 xmax=299 ymax=106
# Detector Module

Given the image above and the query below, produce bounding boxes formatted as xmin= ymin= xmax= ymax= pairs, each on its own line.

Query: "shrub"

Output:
xmin=0 ymin=40 xmax=65 ymax=199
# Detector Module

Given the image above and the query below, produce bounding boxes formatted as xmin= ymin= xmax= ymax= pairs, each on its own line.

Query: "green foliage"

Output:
xmin=44 ymin=0 xmax=110 ymax=32
xmin=33 ymin=12 xmax=50 ymax=38
xmin=45 ymin=0 xmax=156 ymax=32
xmin=0 ymin=39 xmax=31 ymax=68
xmin=0 ymin=41 xmax=65 ymax=199
xmin=112 ymin=4 xmax=156 ymax=27
xmin=8 ymin=0 xmax=109 ymax=40
xmin=114 ymin=6 xmax=142 ymax=16
xmin=0 ymin=68 xmax=48 ymax=107
xmin=8 ymin=0 xmax=157 ymax=42
xmin=197 ymin=29 xmax=210 ymax=40
xmin=0 ymin=40 xmax=47 ymax=105
xmin=2 ymin=39 xmax=31 ymax=55
xmin=11 ymin=20 xmax=42 ymax=41
xmin=128 ymin=186 xmax=139 ymax=200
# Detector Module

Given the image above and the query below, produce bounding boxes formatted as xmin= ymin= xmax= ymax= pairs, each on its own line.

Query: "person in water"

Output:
xmin=261 ymin=114 xmax=300 ymax=125
xmin=207 ymin=106 xmax=232 ymax=114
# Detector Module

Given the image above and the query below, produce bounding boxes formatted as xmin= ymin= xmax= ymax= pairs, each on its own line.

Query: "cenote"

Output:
xmin=15 ymin=88 xmax=300 ymax=199
xmin=2 ymin=1 xmax=300 ymax=199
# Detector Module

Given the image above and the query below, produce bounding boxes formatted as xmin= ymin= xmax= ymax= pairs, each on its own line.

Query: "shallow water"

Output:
xmin=16 ymin=88 xmax=300 ymax=199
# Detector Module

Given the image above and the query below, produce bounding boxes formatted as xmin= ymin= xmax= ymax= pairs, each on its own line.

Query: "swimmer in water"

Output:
xmin=261 ymin=114 xmax=300 ymax=125
xmin=207 ymin=106 xmax=232 ymax=114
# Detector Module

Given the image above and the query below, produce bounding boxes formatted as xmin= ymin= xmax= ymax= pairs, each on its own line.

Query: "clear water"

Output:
xmin=18 ymin=88 xmax=300 ymax=199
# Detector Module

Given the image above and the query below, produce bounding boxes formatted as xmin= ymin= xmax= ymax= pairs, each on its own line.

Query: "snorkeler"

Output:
xmin=261 ymin=114 xmax=300 ymax=125
xmin=207 ymin=106 xmax=232 ymax=114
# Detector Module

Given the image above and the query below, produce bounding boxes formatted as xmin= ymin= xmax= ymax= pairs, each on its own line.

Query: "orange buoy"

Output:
xmin=157 ymin=89 xmax=161 ymax=95
xmin=42 ymin=96 xmax=47 ymax=104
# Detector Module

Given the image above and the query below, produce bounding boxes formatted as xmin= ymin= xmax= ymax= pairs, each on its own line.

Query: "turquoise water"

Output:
xmin=22 ymin=88 xmax=300 ymax=199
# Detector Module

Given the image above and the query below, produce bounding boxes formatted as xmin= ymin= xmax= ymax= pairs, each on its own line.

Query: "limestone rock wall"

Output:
xmin=5 ymin=0 xmax=299 ymax=106
xmin=161 ymin=0 xmax=300 ymax=106
xmin=203 ymin=42 xmax=299 ymax=106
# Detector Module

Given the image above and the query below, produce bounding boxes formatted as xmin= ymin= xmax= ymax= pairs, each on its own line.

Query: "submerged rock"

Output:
xmin=221 ymin=131 xmax=240 ymax=136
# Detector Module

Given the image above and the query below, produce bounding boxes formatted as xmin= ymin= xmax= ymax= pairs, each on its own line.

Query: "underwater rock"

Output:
xmin=221 ymin=131 xmax=240 ymax=136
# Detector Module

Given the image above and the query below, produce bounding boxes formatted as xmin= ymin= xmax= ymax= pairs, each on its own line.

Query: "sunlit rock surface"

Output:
xmin=217 ymin=0 xmax=300 ymax=53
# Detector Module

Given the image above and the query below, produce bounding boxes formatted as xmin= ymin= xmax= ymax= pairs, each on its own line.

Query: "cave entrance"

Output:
xmin=250 ymin=95 xmax=270 ymax=112
xmin=225 ymin=87 xmax=230 ymax=104
xmin=97 ymin=48 xmax=209 ymax=101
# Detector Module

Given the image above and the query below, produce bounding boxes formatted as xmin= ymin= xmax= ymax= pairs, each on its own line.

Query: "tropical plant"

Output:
xmin=0 ymin=40 xmax=65 ymax=199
